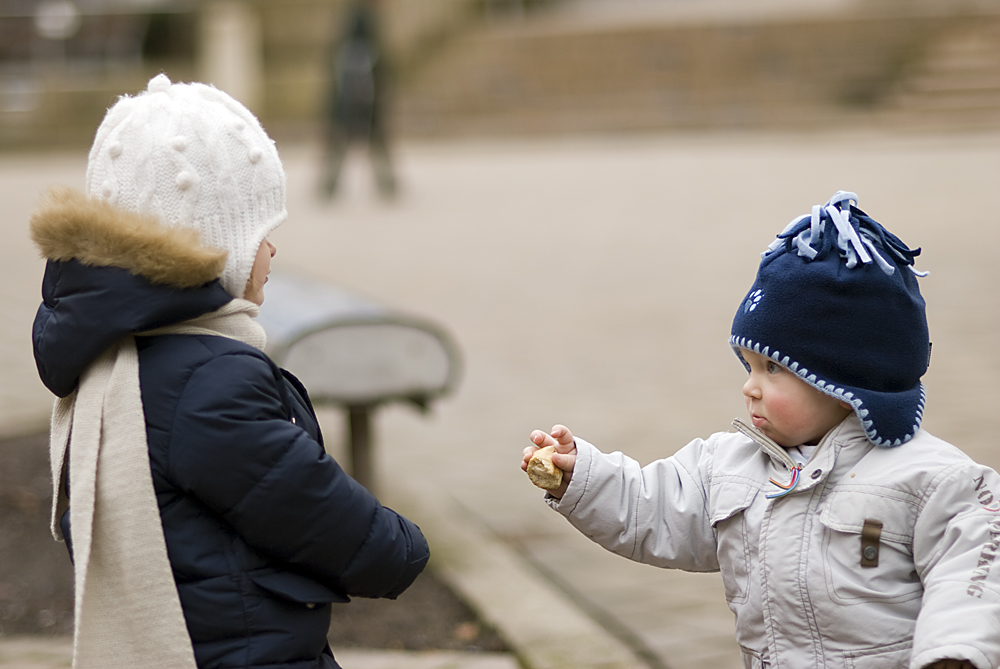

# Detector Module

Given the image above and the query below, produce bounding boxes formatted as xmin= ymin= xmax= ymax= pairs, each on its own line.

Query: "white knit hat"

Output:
xmin=86 ymin=74 xmax=287 ymax=298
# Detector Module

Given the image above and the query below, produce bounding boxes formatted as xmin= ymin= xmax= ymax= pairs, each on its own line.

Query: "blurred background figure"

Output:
xmin=320 ymin=0 xmax=396 ymax=200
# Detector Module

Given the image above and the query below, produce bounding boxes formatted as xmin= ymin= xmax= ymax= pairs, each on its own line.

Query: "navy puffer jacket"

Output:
xmin=31 ymin=192 xmax=429 ymax=669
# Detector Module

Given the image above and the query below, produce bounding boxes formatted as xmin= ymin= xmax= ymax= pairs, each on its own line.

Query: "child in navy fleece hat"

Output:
xmin=522 ymin=192 xmax=1000 ymax=669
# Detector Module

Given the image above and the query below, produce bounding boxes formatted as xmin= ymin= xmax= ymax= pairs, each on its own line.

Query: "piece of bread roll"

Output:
xmin=526 ymin=445 xmax=563 ymax=490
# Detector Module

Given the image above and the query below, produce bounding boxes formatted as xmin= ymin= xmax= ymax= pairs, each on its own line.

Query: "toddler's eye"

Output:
xmin=767 ymin=361 xmax=782 ymax=374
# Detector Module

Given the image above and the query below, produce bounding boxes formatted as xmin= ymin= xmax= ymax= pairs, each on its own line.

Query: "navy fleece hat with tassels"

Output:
xmin=730 ymin=191 xmax=930 ymax=447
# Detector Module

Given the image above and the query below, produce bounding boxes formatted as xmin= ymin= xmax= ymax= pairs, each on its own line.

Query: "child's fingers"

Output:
xmin=549 ymin=424 xmax=576 ymax=452
xmin=525 ymin=426 xmax=576 ymax=478
xmin=523 ymin=430 xmax=555 ymax=472
xmin=521 ymin=445 xmax=538 ymax=469
xmin=551 ymin=450 xmax=576 ymax=473
xmin=529 ymin=429 xmax=557 ymax=448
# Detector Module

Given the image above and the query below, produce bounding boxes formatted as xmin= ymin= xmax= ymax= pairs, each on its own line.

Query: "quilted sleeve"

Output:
xmin=167 ymin=351 xmax=428 ymax=599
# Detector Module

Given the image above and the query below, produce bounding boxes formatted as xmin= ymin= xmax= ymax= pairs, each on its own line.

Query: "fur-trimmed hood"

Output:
xmin=30 ymin=188 xmax=227 ymax=287
xmin=31 ymin=189 xmax=233 ymax=397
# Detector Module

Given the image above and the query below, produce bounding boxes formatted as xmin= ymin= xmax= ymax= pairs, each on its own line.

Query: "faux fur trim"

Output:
xmin=30 ymin=188 xmax=226 ymax=289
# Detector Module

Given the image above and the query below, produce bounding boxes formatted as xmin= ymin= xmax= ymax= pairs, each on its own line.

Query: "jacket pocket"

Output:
xmin=710 ymin=482 xmax=758 ymax=605
xmin=818 ymin=491 xmax=923 ymax=605
xmin=843 ymin=638 xmax=912 ymax=669
xmin=249 ymin=568 xmax=350 ymax=608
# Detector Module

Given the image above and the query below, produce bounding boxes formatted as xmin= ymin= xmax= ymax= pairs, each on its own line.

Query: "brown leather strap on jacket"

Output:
xmin=861 ymin=518 xmax=883 ymax=568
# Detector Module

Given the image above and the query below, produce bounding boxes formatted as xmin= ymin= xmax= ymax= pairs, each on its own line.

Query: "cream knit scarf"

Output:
xmin=49 ymin=299 xmax=266 ymax=669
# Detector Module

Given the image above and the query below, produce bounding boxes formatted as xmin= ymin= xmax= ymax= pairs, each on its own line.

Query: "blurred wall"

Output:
xmin=4 ymin=0 xmax=1000 ymax=148
xmin=0 ymin=0 xmax=479 ymax=149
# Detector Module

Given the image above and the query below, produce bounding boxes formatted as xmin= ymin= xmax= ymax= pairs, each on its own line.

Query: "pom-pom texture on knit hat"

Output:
xmin=730 ymin=191 xmax=930 ymax=447
xmin=85 ymin=74 xmax=286 ymax=298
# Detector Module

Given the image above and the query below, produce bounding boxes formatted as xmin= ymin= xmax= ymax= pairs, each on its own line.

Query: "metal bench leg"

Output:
xmin=348 ymin=404 xmax=375 ymax=493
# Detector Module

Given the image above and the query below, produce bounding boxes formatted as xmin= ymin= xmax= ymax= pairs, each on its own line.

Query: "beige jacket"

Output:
xmin=548 ymin=415 xmax=1000 ymax=669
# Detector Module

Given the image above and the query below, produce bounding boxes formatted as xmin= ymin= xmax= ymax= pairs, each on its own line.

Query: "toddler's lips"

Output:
xmin=751 ymin=415 xmax=766 ymax=429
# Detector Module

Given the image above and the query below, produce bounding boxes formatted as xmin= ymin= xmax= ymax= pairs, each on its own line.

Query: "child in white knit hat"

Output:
xmin=32 ymin=74 xmax=428 ymax=669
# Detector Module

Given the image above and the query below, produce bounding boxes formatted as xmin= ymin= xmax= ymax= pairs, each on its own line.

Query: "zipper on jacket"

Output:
xmin=732 ymin=417 xmax=802 ymax=498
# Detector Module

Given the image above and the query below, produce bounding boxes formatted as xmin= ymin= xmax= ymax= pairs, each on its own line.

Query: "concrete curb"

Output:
xmin=0 ymin=637 xmax=522 ymax=669
xmin=0 ymin=636 xmax=71 ymax=669
xmin=389 ymin=480 xmax=646 ymax=669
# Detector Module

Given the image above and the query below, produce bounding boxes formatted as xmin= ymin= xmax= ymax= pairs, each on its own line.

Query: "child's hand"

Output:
xmin=922 ymin=661 xmax=975 ymax=669
xmin=522 ymin=424 xmax=577 ymax=499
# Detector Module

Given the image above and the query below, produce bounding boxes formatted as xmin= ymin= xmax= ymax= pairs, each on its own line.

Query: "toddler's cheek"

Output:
xmin=762 ymin=395 xmax=805 ymax=430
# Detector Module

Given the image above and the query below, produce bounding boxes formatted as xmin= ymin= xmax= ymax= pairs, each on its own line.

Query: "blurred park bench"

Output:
xmin=257 ymin=272 xmax=462 ymax=493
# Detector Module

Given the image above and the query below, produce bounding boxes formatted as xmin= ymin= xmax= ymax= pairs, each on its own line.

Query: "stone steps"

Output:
xmin=393 ymin=5 xmax=1000 ymax=136
xmin=885 ymin=20 xmax=1000 ymax=124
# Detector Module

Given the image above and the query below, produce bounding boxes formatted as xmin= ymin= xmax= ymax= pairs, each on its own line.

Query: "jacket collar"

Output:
xmin=733 ymin=414 xmax=873 ymax=497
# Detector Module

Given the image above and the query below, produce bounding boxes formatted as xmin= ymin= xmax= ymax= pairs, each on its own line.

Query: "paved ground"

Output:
xmin=0 ymin=637 xmax=519 ymax=669
xmin=3 ymin=125 xmax=1000 ymax=668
